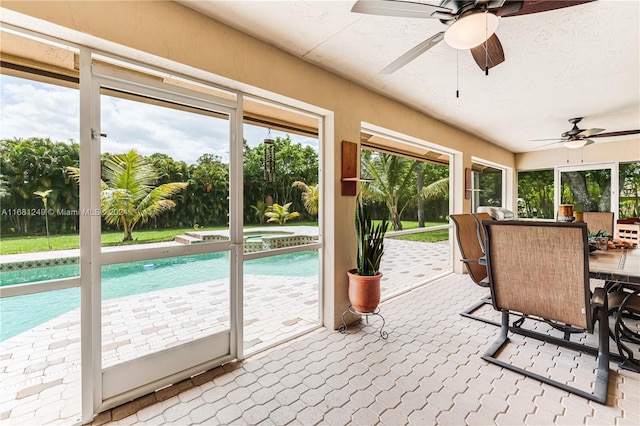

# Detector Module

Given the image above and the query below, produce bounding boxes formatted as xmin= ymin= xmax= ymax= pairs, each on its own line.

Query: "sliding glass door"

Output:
xmin=92 ymin=67 xmax=238 ymax=407
xmin=557 ymin=164 xmax=617 ymax=214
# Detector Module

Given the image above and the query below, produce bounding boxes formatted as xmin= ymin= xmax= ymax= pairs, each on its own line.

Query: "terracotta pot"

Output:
xmin=347 ymin=269 xmax=382 ymax=313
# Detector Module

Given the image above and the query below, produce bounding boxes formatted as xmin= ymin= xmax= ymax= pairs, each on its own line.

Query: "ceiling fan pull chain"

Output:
xmin=485 ymin=10 xmax=489 ymax=76
xmin=456 ymin=49 xmax=460 ymax=98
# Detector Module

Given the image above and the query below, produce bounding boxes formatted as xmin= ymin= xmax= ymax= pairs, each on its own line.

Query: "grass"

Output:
xmin=0 ymin=222 xmax=319 ymax=255
xmin=373 ymin=220 xmax=450 ymax=243
xmin=391 ymin=230 xmax=449 ymax=243
xmin=0 ymin=220 xmax=448 ymax=254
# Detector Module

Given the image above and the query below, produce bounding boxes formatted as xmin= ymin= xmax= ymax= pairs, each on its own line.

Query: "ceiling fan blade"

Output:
xmin=351 ymin=0 xmax=451 ymax=19
xmin=583 ymin=139 xmax=595 ymax=146
xmin=470 ymin=34 xmax=505 ymax=71
xmin=502 ymin=0 xmax=595 ymax=18
xmin=591 ymin=129 xmax=640 ymax=138
xmin=381 ymin=32 xmax=445 ymax=74
xmin=535 ymin=140 xmax=563 ymax=148
xmin=577 ymin=127 xmax=605 ymax=137
xmin=495 ymin=1 xmax=524 ymax=16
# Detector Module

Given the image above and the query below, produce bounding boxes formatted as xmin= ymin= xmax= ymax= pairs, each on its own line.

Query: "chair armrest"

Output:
xmin=591 ymin=287 xmax=607 ymax=309
xmin=461 ymin=256 xmax=487 ymax=266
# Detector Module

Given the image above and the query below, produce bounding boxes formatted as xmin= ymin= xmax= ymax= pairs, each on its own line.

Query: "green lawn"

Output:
xmin=372 ymin=220 xmax=450 ymax=242
xmin=0 ymin=222 xmax=319 ymax=255
xmin=391 ymin=230 xmax=449 ymax=242
xmin=0 ymin=220 xmax=447 ymax=254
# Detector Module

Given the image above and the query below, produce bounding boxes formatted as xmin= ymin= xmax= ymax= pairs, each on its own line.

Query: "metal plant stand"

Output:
xmin=339 ymin=305 xmax=388 ymax=339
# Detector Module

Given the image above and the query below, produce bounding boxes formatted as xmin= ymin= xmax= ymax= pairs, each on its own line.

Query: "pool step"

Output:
xmin=174 ymin=234 xmax=204 ymax=244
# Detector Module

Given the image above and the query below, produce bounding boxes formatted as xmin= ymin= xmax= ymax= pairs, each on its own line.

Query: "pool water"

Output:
xmin=0 ymin=251 xmax=318 ymax=341
xmin=244 ymin=232 xmax=290 ymax=242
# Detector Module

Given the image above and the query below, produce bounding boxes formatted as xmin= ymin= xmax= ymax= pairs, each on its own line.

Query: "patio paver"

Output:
xmin=0 ymin=238 xmax=449 ymax=424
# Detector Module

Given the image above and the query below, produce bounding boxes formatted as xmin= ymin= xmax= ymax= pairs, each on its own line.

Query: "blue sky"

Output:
xmin=0 ymin=74 xmax=318 ymax=164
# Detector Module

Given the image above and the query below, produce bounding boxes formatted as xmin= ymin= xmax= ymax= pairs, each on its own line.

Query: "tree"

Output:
xmin=0 ymin=174 xmax=8 ymax=199
xmin=291 ymin=181 xmax=319 ymax=216
xmin=250 ymin=200 xmax=269 ymax=224
xmin=148 ymin=153 xmax=191 ymax=228
xmin=415 ymin=162 xmax=450 ymax=222
xmin=265 ymin=202 xmax=300 ymax=225
xmin=561 ymin=169 xmax=611 ymax=212
xmin=34 ymin=189 xmax=53 ymax=249
xmin=188 ymin=153 xmax=229 ymax=226
xmin=620 ymin=162 xmax=640 ymax=218
xmin=361 ymin=152 xmax=417 ymax=231
xmin=477 ymin=170 xmax=503 ymax=207
xmin=416 ymin=163 xmax=425 ymax=227
xmin=1 ymin=137 xmax=79 ymax=234
xmin=420 ymin=177 xmax=449 ymax=202
xmin=517 ymin=170 xmax=554 ymax=218
xmin=243 ymin=136 xmax=318 ymax=223
xmin=68 ymin=150 xmax=188 ymax=241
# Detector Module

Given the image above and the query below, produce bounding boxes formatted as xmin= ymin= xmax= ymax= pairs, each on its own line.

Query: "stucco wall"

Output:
xmin=2 ymin=0 xmax=515 ymax=328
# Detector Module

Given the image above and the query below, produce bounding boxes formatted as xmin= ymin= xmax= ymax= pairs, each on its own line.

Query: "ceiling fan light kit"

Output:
xmin=444 ymin=12 xmax=499 ymax=49
xmin=563 ymin=139 xmax=589 ymax=149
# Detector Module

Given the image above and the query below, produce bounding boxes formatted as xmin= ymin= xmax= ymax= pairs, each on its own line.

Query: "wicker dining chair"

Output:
xmin=450 ymin=213 xmax=494 ymax=324
xmin=480 ymin=220 xmax=610 ymax=403
xmin=583 ymin=211 xmax=614 ymax=235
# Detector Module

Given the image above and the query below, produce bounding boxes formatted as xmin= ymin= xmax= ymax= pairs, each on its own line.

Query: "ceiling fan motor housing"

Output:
xmin=563 ymin=118 xmax=584 ymax=138
xmin=440 ymin=0 xmax=511 ymax=15
xmin=440 ymin=0 xmax=484 ymax=14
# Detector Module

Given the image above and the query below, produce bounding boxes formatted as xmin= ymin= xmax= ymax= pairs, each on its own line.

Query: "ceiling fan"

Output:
xmin=532 ymin=117 xmax=640 ymax=149
xmin=351 ymin=0 xmax=595 ymax=74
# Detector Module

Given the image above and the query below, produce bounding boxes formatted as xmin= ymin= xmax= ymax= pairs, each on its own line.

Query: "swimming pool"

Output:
xmin=0 ymin=251 xmax=318 ymax=341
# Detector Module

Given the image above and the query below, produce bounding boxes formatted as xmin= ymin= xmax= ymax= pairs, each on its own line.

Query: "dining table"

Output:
xmin=589 ymin=247 xmax=640 ymax=285
xmin=589 ymin=247 xmax=640 ymax=372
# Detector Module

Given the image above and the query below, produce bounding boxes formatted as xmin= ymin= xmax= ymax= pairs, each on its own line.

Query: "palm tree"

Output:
xmin=361 ymin=153 xmax=417 ymax=231
xmin=0 ymin=174 xmax=8 ymax=199
xmin=265 ymin=202 xmax=300 ymax=225
xmin=34 ymin=189 xmax=53 ymax=249
xmin=420 ymin=177 xmax=449 ymax=201
xmin=291 ymin=181 xmax=319 ymax=216
xmin=250 ymin=200 xmax=269 ymax=224
xmin=68 ymin=150 xmax=188 ymax=241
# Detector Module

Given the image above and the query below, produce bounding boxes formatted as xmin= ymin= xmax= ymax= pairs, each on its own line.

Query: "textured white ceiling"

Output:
xmin=178 ymin=0 xmax=640 ymax=153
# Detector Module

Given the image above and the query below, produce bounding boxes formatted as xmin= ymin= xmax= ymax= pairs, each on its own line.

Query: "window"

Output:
xmin=471 ymin=162 xmax=504 ymax=212
xmin=359 ymin=129 xmax=452 ymax=299
xmin=559 ymin=167 xmax=612 ymax=212
xmin=0 ymin=34 xmax=82 ymax=425
xmin=619 ymin=161 xmax=640 ymax=218
xmin=517 ymin=169 xmax=554 ymax=218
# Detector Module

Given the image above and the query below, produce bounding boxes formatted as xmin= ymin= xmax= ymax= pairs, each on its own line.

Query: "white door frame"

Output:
xmin=85 ymin=64 xmax=240 ymax=413
xmin=555 ymin=162 xmax=619 ymax=220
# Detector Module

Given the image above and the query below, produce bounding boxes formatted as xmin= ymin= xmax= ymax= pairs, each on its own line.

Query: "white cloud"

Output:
xmin=100 ymin=94 xmax=229 ymax=163
xmin=0 ymin=75 xmax=79 ymax=143
xmin=1 ymin=74 xmax=318 ymax=164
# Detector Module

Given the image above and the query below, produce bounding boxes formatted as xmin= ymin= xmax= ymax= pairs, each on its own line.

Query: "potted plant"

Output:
xmin=347 ymin=196 xmax=389 ymax=313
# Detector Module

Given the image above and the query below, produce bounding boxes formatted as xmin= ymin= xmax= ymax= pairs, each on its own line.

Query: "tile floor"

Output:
xmin=1 ymin=238 xmax=451 ymax=425
xmin=89 ymin=273 xmax=639 ymax=426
